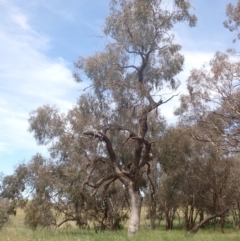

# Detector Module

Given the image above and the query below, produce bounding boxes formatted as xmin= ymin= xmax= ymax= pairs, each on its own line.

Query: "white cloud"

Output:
xmin=10 ymin=12 xmax=31 ymax=31
xmin=0 ymin=1 xmax=80 ymax=160
xmin=41 ymin=3 xmax=74 ymax=21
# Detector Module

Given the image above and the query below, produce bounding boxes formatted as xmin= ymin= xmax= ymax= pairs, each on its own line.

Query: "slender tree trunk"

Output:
xmin=165 ymin=210 xmax=170 ymax=230
xmin=184 ymin=205 xmax=190 ymax=231
xmin=199 ymin=209 xmax=204 ymax=222
xmin=189 ymin=205 xmax=195 ymax=229
xmin=149 ymin=206 xmax=156 ymax=229
xmin=165 ymin=208 xmax=175 ymax=230
xmin=128 ymin=184 xmax=143 ymax=236
xmin=220 ymin=217 xmax=225 ymax=233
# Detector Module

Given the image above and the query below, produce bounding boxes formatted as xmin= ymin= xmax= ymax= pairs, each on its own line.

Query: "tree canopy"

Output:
xmin=2 ymin=0 xmax=240 ymax=237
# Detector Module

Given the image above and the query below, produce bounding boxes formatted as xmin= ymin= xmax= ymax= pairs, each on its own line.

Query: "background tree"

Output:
xmin=0 ymin=118 xmax=129 ymax=230
xmin=175 ymin=49 xmax=240 ymax=152
xmin=176 ymin=0 xmax=240 ymax=152
xmin=174 ymin=6 xmax=240 ymax=231
xmin=148 ymin=125 xmax=240 ymax=233
xmin=224 ymin=0 xmax=240 ymax=42
xmin=0 ymin=173 xmax=11 ymax=230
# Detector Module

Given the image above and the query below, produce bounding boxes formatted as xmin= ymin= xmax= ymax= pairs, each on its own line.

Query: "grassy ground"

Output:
xmin=1 ymin=209 xmax=240 ymax=241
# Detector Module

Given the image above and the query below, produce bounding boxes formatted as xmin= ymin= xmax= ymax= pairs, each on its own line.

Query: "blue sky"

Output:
xmin=0 ymin=0 xmax=238 ymax=175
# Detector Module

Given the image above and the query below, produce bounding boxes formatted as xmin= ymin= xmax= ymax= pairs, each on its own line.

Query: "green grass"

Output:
xmin=2 ymin=227 xmax=240 ymax=241
xmin=1 ymin=209 xmax=240 ymax=241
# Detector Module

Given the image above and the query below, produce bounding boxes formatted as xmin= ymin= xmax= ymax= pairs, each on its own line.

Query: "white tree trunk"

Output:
xmin=128 ymin=184 xmax=142 ymax=236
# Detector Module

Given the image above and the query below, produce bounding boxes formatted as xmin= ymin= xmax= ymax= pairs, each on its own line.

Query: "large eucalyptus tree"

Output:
xmin=29 ymin=0 xmax=196 ymax=235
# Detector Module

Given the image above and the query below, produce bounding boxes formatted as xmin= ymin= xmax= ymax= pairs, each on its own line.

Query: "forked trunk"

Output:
xmin=128 ymin=185 xmax=142 ymax=236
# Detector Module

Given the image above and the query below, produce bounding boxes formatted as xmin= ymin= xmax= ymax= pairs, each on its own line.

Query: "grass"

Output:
xmin=1 ymin=209 xmax=240 ymax=241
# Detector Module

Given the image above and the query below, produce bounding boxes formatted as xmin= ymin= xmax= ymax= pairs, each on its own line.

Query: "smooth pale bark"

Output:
xmin=128 ymin=184 xmax=143 ymax=236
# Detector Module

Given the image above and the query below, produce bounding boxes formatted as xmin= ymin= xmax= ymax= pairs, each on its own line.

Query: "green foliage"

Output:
xmin=24 ymin=199 xmax=56 ymax=230
xmin=0 ymin=204 xmax=8 ymax=230
xmin=224 ymin=0 xmax=240 ymax=41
